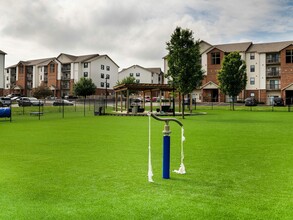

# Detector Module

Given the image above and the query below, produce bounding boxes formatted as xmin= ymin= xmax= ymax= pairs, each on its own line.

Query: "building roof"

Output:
xmin=208 ymin=42 xmax=252 ymax=53
xmin=17 ymin=57 xmax=57 ymax=66
xmin=119 ymin=65 xmax=162 ymax=74
xmin=146 ymin=68 xmax=163 ymax=74
xmin=113 ymin=83 xmax=173 ymax=92
xmin=0 ymin=50 xmax=7 ymax=55
xmin=247 ymin=41 xmax=293 ymax=53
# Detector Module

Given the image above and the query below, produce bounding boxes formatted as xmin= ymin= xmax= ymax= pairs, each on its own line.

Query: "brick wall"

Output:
xmin=280 ymin=45 xmax=293 ymax=88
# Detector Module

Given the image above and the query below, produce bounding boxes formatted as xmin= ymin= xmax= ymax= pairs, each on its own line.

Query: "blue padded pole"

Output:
xmin=163 ymin=135 xmax=170 ymax=179
xmin=162 ymin=123 xmax=171 ymax=179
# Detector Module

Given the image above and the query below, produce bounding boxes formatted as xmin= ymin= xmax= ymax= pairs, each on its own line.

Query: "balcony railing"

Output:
xmin=266 ymin=71 xmax=280 ymax=77
xmin=266 ymin=84 xmax=280 ymax=90
xmin=61 ymin=84 xmax=70 ymax=89
xmin=61 ymin=66 xmax=71 ymax=72
xmin=61 ymin=76 xmax=71 ymax=80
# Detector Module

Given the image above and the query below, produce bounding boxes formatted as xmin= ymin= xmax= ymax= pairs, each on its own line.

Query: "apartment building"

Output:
xmin=164 ymin=40 xmax=293 ymax=104
xmin=4 ymin=53 xmax=119 ymax=98
xmin=0 ymin=50 xmax=6 ymax=96
xmin=118 ymin=65 xmax=164 ymax=84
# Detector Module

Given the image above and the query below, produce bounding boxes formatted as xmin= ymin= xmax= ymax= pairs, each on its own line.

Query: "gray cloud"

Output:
xmin=1 ymin=0 xmax=292 ymax=69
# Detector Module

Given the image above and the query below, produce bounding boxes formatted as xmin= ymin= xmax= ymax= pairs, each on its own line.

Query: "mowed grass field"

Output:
xmin=0 ymin=110 xmax=293 ymax=219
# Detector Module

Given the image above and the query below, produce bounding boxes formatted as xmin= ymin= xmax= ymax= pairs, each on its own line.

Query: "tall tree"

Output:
xmin=73 ymin=77 xmax=96 ymax=116
xmin=166 ymin=27 xmax=204 ymax=118
xmin=218 ymin=51 xmax=247 ymax=110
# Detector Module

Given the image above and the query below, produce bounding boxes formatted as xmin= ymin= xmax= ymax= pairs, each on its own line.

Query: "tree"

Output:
xmin=116 ymin=76 xmax=138 ymax=96
xmin=166 ymin=27 xmax=204 ymax=118
xmin=73 ymin=77 xmax=96 ymax=116
xmin=218 ymin=51 xmax=247 ymax=111
xmin=33 ymin=85 xmax=52 ymax=99
xmin=73 ymin=77 xmax=96 ymax=98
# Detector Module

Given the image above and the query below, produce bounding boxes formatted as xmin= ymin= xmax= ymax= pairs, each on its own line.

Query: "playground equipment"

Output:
xmin=147 ymin=112 xmax=185 ymax=182
xmin=0 ymin=107 xmax=12 ymax=122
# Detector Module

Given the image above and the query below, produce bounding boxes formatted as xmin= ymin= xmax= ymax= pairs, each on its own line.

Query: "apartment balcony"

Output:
xmin=266 ymin=84 xmax=280 ymax=90
xmin=10 ymin=77 xmax=16 ymax=83
xmin=61 ymin=84 xmax=70 ymax=89
xmin=61 ymin=66 xmax=71 ymax=72
xmin=27 ymin=76 xmax=33 ymax=81
xmin=61 ymin=76 xmax=71 ymax=81
xmin=44 ymin=77 xmax=48 ymax=83
xmin=44 ymin=67 xmax=48 ymax=73
xmin=266 ymin=71 xmax=280 ymax=78
xmin=27 ymin=83 xmax=33 ymax=89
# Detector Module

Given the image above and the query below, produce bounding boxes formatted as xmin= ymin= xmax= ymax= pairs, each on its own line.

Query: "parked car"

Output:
xmin=245 ymin=97 xmax=257 ymax=106
xmin=0 ymin=97 xmax=11 ymax=107
xmin=17 ymin=97 xmax=44 ymax=106
xmin=273 ymin=97 xmax=284 ymax=106
xmin=53 ymin=100 xmax=74 ymax=106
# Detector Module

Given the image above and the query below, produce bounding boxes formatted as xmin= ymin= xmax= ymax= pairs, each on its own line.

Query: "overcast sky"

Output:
xmin=1 ymin=0 xmax=292 ymax=70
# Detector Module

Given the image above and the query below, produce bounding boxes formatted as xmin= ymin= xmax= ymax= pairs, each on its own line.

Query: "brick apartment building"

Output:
xmin=4 ymin=53 xmax=119 ymax=98
xmin=164 ymin=40 xmax=293 ymax=105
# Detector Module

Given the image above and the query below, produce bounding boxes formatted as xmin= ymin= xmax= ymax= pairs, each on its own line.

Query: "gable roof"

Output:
xmin=207 ymin=42 xmax=252 ymax=53
xmin=17 ymin=57 xmax=57 ymax=66
xmin=0 ymin=50 xmax=6 ymax=55
xmin=201 ymin=81 xmax=219 ymax=89
xmin=119 ymin=65 xmax=161 ymax=74
xmin=247 ymin=41 xmax=293 ymax=53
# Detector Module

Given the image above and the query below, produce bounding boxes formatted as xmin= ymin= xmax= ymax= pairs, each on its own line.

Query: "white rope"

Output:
xmin=173 ymin=126 xmax=186 ymax=174
xmin=147 ymin=112 xmax=154 ymax=182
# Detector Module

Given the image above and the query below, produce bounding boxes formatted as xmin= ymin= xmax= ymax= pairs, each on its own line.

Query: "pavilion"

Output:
xmin=113 ymin=83 xmax=182 ymax=114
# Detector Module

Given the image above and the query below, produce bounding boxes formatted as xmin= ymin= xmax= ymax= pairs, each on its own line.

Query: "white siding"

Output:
xmin=89 ymin=56 xmax=118 ymax=91
xmin=259 ymin=54 xmax=266 ymax=90
xmin=0 ymin=54 xmax=4 ymax=89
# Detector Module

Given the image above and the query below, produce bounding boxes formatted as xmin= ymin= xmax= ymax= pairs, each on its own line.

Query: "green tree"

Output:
xmin=33 ymin=85 xmax=52 ymax=99
xmin=73 ymin=77 xmax=97 ymax=116
xmin=218 ymin=51 xmax=247 ymax=111
xmin=73 ymin=77 xmax=96 ymax=98
xmin=116 ymin=76 xmax=138 ymax=95
xmin=166 ymin=27 xmax=204 ymax=118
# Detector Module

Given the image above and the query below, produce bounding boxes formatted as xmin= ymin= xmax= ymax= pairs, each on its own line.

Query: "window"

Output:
xmin=6 ymin=76 xmax=9 ymax=81
xmin=286 ymin=50 xmax=293 ymax=63
xmin=250 ymin=65 xmax=255 ymax=72
xmin=50 ymin=64 xmax=55 ymax=72
xmin=130 ymin=73 xmax=133 ymax=77
xmin=100 ymin=82 xmax=104 ymax=87
xmin=250 ymin=92 xmax=255 ymax=97
xmin=136 ymin=72 xmax=140 ymax=77
xmin=106 ymin=83 xmax=110 ymax=88
xmin=106 ymin=66 xmax=110 ymax=71
xmin=84 ymin=62 xmax=88 ymax=68
xmin=250 ymin=77 xmax=255 ymax=85
xmin=250 ymin=53 xmax=255 ymax=60
xmin=101 ymin=73 xmax=104 ymax=78
xmin=106 ymin=74 xmax=110 ymax=79
xmin=101 ymin=65 xmax=105 ymax=70
xmin=6 ymin=69 xmax=9 ymax=73
xmin=84 ymin=72 xmax=88 ymax=77
xmin=136 ymin=79 xmax=140 ymax=83
xmin=211 ymin=52 xmax=220 ymax=65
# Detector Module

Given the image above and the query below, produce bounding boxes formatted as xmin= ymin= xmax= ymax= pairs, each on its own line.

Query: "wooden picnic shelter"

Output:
xmin=113 ymin=83 xmax=180 ymax=113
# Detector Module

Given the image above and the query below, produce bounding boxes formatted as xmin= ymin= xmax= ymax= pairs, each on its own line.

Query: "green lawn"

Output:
xmin=0 ymin=110 xmax=293 ymax=219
